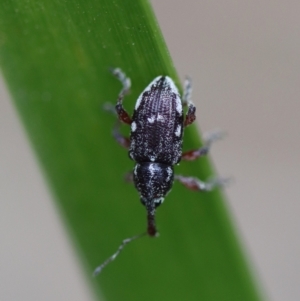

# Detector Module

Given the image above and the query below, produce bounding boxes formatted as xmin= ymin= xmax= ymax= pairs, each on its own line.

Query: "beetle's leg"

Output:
xmin=182 ymin=76 xmax=192 ymax=106
xmin=111 ymin=68 xmax=132 ymax=125
xmin=181 ymin=130 xmax=224 ymax=161
xmin=175 ymin=175 xmax=229 ymax=192
xmin=182 ymin=77 xmax=196 ymax=127
xmin=103 ymin=102 xmax=117 ymax=116
xmin=112 ymin=121 xmax=130 ymax=149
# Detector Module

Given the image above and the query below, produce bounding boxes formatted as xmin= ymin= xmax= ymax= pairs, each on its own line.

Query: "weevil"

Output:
xmin=94 ymin=68 xmax=224 ymax=276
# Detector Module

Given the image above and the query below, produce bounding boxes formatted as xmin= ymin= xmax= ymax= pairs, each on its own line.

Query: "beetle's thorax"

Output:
xmin=134 ymin=162 xmax=174 ymax=205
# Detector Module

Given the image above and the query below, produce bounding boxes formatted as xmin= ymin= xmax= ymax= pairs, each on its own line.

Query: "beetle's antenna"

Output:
xmin=93 ymin=232 xmax=146 ymax=276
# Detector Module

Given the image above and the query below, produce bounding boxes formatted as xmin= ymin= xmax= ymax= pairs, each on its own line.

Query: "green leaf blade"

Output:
xmin=0 ymin=0 xmax=263 ymax=300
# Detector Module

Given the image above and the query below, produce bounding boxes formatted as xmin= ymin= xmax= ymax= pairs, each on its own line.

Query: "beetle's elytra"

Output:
xmin=93 ymin=68 xmax=225 ymax=276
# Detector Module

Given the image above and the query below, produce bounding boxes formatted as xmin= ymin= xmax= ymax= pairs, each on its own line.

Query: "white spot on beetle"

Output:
xmin=175 ymin=124 xmax=181 ymax=137
xmin=154 ymin=197 xmax=164 ymax=204
xmin=166 ymin=167 xmax=173 ymax=182
xmin=157 ymin=114 xmax=164 ymax=122
xmin=150 ymin=156 xmax=156 ymax=162
xmin=175 ymin=97 xmax=182 ymax=115
xmin=149 ymin=163 xmax=156 ymax=176
xmin=131 ymin=121 xmax=137 ymax=132
xmin=148 ymin=116 xmax=155 ymax=123
xmin=163 ymin=76 xmax=182 ymax=115
xmin=135 ymin=95 xmax=143 ymax=110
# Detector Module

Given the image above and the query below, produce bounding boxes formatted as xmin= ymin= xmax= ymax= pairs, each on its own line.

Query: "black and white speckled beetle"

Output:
xmin=94 ymin=68 xmax=224 ymax=275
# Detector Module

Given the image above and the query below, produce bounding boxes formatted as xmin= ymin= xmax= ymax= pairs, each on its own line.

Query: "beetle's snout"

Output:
xmin=145 ymin=201 xmax=158 ymax=237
